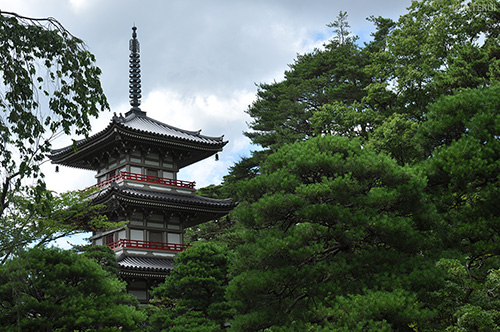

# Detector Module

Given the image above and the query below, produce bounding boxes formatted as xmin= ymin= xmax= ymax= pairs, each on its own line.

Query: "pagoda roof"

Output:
xmin=49 ymin=111 xmax=228 ymax=170
xmin=93 ymin=183 xmax=235 ymax=226
xmin=113 ymin=111 xmax=226 ymax=145
xmin=117 ymin=254 xmax=175 ymax=273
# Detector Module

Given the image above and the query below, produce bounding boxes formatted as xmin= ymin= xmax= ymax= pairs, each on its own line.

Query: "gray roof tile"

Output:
xmin=50 ymin=112 xmax=226 ymax=157
xmin=95 ymin=184 xmax=235 ymax=210
xmin=121 ymin=113 xmax=222 ymax=144
xmin=117 ymin=254 xmax=175 ymax=272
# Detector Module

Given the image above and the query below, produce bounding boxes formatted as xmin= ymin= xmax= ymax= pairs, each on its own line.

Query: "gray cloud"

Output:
xmin=3 ymin=0 xmax=413 ymax=191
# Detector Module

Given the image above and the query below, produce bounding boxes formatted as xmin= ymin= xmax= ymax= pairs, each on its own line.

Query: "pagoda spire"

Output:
xmin=127 ymin=26 xmax=145 ymax=116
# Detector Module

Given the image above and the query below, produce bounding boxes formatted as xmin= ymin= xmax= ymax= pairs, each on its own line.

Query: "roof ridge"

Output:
xmin=122 ymin=113 xmax=225 ymax=141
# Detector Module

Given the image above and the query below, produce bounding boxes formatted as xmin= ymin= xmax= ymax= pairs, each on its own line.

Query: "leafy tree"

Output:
xmin=419 ymin=84 xmax=500 ymax=309
xmin=0 ymin=247 xmax=146 ymax=331
xmin=73 ymin=244 xmax=121 ymax=277
xmin=203 ymin=1 xmax=500 ymax=330
xmin=245 ymin=12 xmax=370 ymax=151
xmin=367 ymin=113 xmax=423 ymax=166
xmin=231 ymin=0 xmax=500 ymax=175
xmin=228 ymin=11 xmax=397 ymax=181
xmin=433 ymin=259 xmax=500 ymax=330
xmin=226 ymin=84 xmax=500 ymax=330
xmin=227 ymin=135 xmax=439 ymax=330
xmin=185 ymin=185 xmax=240 ymax=243
xmin=327 ymin=11 xmax=352 ymax=45
xmin=0 ymin=11 xmax=108 ymax=216
xmin=148 ymin=242 xmax=232 ymax=331
xmin=185 ymin=214 xmax=238 ymax=244
xmin=380 ymin=0 xmax=500 ymax=121
xmin=0 ymin=189 xmax=119 ymax=264
xmin=311 ymin=100 xmax=378 ymax=140
xmin=0 ymin=11 xmax=110 ymax=261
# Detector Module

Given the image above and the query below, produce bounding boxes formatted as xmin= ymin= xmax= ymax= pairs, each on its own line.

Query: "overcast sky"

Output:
xmin=2 ymin=0 xmax=413 ymax=192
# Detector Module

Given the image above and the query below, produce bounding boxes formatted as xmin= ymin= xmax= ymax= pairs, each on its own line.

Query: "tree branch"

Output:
xmin=0 ymin=10 xmax=79 ymax=41
xmin=0 ymin=172 xmax=20 ymax=217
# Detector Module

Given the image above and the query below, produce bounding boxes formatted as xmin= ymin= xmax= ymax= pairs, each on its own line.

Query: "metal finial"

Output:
xmin=130 ymin=26 xmax=140 ymax=53
xmin=128 ymin=25 xmax=143 ymax=114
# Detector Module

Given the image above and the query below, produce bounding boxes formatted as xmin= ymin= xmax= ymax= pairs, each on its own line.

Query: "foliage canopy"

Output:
xmin=0 ymin=11 xmax=108 ymax=217
xmin=0 ymin=247 xmax=146 ymax=331
xmin=198 ymin=1 xmax=500 ymax=330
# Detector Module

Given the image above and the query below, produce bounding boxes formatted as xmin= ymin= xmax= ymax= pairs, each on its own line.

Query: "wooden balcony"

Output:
xmin=85 ymin=171 xmax=196 ymax=192
xmin=107 ymin=239 xmax=190 ymax=252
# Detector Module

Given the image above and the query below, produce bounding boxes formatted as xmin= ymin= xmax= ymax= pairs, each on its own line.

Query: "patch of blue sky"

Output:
xmin=355 ymin=28 xmax=376 ymax=46
xmin=52 ymin=232 xmax=91 ymax=250
xmin=303 ymin=26 xmax=377 ymax=52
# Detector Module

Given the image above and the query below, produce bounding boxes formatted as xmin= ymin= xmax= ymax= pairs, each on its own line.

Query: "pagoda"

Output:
xmin=49 ymin=27 xmax=234 ymax=303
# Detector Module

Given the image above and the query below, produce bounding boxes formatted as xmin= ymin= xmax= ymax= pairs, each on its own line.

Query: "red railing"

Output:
xmin=107 ymin=239 xmax=190 ymax=252
xmin=85 ymin=171 xmax=195 ymax=191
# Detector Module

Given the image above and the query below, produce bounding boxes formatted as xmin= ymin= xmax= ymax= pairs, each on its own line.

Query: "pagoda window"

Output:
xmin=108 ymin=170 xmax=116 ymax=179
xmin=146 ymin=169 xmax=158 ymax=177
xmin=162 ymin=171 xmax=174 ymax=179
xmin=144 ymin=152 xmax=160 ymax=166
xmin=145 ymin=160 xmax=160 ymax=166
xmin=119 ymin=153 xmax=126 ymax=164
xmin=149 ymin=214 xmax=163 ymax=221
xmin=128 ymin=280 xmax=148 ymax=301
xmin=147 ymin=221 xmax=163 ymax=228
xmin=130 ymin=229 xmax=144 ymax=241
xmin=147 ymin=213 xmax=164 ymax=228
xmin=130 ymin=166 xmax=142 ymax=174
xmin=168 ymin=215 xmax=181 ymax=230
xmin=149 ymin=231 xmax=163 ymax=243
xmin=117 ymin=229 xmax=126 ymax=241
xmin=163 ymin=156 xmax=174 ymax=168
xmin=130 ymin=151 xmax=142 ymax=163
xmin=145 ymin=160 xmax=160 ymax=167
xmin=148 ymin=152 xmax=159 ymax=158
xmin=130 ymin=212 xmax=144 ymax=226
xmin=130 ymin=220 xmax=143 ymax=226
xmin=95 ymin=237 xmax=103 ymax=246
xmin=105 ymin=233 xmax=114 ymax=245
xmin=131 ymin=211 xmax=143 ymax=219
xmin=168 ymin=232 xmax=181 ymax=244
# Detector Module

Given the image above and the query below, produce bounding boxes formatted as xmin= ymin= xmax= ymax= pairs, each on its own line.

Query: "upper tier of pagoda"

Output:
xmin=49 ymin=110 xmax=227 ymax=170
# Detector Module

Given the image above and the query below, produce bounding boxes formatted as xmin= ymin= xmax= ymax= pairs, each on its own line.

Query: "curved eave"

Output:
xmin=119 ymin=270 xmax=170 ymax=279
xmin=117 ymin=254 xmax=175 ymax=273
xmin=49 ymin=123 xmax=117 ymax=170
xmin=49 ymin=119 xmax=228 ymax=170
xmin=50 ymin=119 xmax=114 ymax=155
xmin=93 ymin=185 xmax=235 ymax=219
